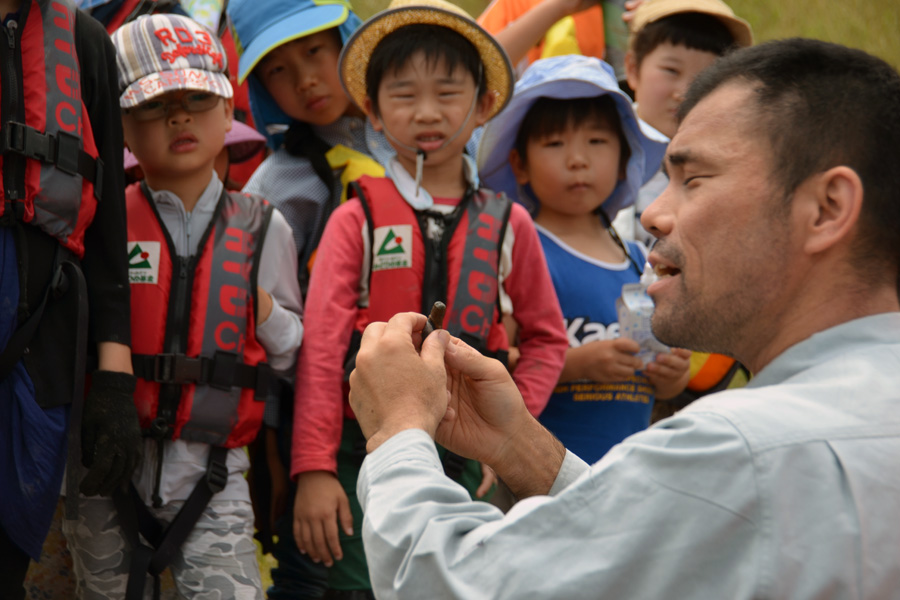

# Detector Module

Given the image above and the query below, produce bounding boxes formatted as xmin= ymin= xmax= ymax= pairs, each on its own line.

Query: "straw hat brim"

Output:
xmin=339 ymin=5 xmax=513 ymax=120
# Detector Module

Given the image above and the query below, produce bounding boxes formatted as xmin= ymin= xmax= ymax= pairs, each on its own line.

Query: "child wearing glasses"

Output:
xmin=62 ymin=13 xmax=302 ymax=599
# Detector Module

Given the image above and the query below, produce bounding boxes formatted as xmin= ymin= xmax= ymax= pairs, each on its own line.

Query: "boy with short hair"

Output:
xmin=227 ymin=0 xmax=382 ymax=295
xmin=615 ymin=0 xmax=753 ymax=415
xmin=292 ymin=1 xmax=569 ymax=595
xmin=618 ymin=0 xmax=752 ymax=244
xmin=62 ymin=13 xmax=303 ymax=598
xmin=226 ymin=4 xmax=383 ymax=596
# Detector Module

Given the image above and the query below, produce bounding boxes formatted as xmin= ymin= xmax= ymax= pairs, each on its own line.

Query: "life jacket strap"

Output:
xmin=132 ymin=351 xmax=274 ymax=401
xmin=1 ymin=121 xmax=104 ymax=200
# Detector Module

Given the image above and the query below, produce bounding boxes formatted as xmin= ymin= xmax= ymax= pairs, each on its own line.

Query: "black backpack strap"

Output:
xmin=115 ymin=445 xmax=229 ymax=600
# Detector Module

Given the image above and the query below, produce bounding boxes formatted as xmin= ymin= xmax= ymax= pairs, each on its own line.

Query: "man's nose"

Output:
xmin=641 ymin=183 xmax=675 ymax=239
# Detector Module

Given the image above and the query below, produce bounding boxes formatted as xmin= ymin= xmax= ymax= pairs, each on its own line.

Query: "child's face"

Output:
xmin=366 ymin=51 xmax=494 ymax=174
xmin=510 ymin=118 xmax=624 ymax=220
xmin=625 ymin=42 xmax=719 ymax=138
xmin=256 ymin=30 xmax=355 ymax=127
xmin=122 ymin=89 xmax=233 ymax=182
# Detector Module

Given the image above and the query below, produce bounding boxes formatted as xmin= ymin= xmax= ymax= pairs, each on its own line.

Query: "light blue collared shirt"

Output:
xmin=358 ymin=313 xmax=900 ymax=599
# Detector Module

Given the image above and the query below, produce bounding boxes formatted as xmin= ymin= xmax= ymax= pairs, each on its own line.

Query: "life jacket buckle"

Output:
xmin=55 ymin=131 xmax=80 ymax=176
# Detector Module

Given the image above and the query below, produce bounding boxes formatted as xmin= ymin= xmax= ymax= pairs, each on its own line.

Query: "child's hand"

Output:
xmin=565 ymin=338 xmax=643 ymax=383
xmin=292 ymin=471 xmax=353 ymax=567
xmin=622 ymin=0 xmax=644 ymax=23
xmin=256 ymin=286 xmax=273 ymax=323
xmin=645 ymin=348 xmax=692 ymax=399
xmin=506 ymin=345 xmax=521 ymax=372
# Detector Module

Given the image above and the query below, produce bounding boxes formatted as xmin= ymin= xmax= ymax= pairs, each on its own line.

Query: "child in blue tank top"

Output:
xmin=478 ymin=54 xmax=691 ymax=464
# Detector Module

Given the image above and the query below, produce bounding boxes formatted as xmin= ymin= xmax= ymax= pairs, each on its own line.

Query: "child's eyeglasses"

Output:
xmin=125 ymin=92 xmax=221 ymax=122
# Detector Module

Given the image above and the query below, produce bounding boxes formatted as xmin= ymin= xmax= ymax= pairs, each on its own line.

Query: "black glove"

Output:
xmin=80 ymin=370 xmax=143 ymax=497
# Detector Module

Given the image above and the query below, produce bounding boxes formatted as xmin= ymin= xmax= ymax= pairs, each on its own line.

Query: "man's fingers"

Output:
xmin=358 ymin=320 xmax=387 ymax=348
xmin=443 ymin=335 xmax=503 ymax=381
xmin=420 ymin=328 xmax=450 ymax=367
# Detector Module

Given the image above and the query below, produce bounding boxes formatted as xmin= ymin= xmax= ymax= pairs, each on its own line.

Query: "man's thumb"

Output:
xmin=421 ymin=328 xmax=450 ymax=366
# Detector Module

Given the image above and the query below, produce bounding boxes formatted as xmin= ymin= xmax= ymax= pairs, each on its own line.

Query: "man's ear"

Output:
xmin=624 ymin=50 xmax=640 ymax=93
xmin=364 ymin=97 xmax=383 ymax=132
xmin=475 ymin=90 xmax=498 ymax=127
xmin=509 ymin=148 xmax=529 ymax=185
xmin=799 ymin=165 xmax=864 ymax=255
xmin=223 ymin=96 xmax=235 ymax=133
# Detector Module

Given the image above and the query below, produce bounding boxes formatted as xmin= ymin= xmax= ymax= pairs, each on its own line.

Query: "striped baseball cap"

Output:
xmin=112 ymin=13 xmax=234 ymax=109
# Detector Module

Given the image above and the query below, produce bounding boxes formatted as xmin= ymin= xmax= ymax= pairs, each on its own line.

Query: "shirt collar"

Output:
xmin=386 ymin=154 xmax=480 ymax=210
xmin=145 ymin=172 xmax=223 ymax=215
xmin=747 ymin=313 xmax=900 ymax=388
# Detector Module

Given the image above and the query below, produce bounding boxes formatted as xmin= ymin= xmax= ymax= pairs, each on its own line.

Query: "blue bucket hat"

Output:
xmin=477 ymin=55 xmax=668 ymax=220
xmin=228 ymin=0 xmax=362 ymax=148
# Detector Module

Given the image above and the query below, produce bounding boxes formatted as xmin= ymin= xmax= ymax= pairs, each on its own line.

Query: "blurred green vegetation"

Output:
xmin=350 ymin=0 xmax=900 ymax=68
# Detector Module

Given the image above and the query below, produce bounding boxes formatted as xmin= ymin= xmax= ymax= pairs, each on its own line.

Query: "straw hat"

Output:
xmin=339 ymin=0 xmax=513 ymax=120
xmin=630 ymin=0 xmax=753 ymax=47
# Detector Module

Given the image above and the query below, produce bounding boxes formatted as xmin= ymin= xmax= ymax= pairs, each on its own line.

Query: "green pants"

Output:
xmin=329 ymin=419 xmax=492 ymax=591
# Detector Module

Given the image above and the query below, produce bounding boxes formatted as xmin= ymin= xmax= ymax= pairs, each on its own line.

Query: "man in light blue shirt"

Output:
xmin=345 ymin=38 xmax=900 ymax=599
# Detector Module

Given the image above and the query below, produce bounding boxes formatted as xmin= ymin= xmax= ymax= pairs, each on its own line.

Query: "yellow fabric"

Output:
xmin=325 ymin=144 xmax=385 ymax=204
xmin=540 ymin=16 xmax=580 ymax=58
xmin=307 ymin=145 xmax=387 ymax=273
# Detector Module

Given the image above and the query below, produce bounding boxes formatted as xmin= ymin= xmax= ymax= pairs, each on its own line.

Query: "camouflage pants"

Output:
xmin=62 ymin=496 xmax=263 ymax=600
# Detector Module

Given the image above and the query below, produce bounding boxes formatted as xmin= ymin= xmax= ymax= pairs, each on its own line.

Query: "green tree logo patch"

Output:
xmin=372 ymin=225 xmax=412 ymax=271
xmin=127 ymin=241 xmax=161 ymax=284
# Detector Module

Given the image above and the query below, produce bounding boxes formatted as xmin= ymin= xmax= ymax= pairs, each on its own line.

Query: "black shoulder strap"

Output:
xmin=352 ymin=181 xmax=377 ymax=295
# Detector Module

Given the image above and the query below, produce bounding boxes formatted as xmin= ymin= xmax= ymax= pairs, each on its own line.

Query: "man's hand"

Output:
xmin=349 ymin=313 xmax=565 ymax=499
xmin=349 ymin=312 xmax=451 ymax=452
xmin=293 ymin=471 xmax=353 ymax=567
xmin=433 ymin=336 xmax=532 ymax=466
xmin=438 ymin=336 xmax=565 ymax=499
xmin=80 ymin=370 xmax=142 ymax=497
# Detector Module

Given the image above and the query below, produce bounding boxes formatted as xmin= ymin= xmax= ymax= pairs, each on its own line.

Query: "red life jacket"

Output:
xmin=351 ymin=176 xmax=512 ymax=355
xmin=0 ymin=0 xmax=102 ymax=259
xmin=126 ymin=182 xmax=273 ymax=448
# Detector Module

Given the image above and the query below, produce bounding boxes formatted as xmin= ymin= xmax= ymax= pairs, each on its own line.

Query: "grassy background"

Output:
xmin=350 ymin=0 xmax=900 ymax=68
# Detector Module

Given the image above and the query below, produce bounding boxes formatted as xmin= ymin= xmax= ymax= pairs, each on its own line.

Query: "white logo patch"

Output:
xmin=372 ymin=225 xmax=413 ymax=272
xmin=128 ymin=241 xmax=161 ymax=284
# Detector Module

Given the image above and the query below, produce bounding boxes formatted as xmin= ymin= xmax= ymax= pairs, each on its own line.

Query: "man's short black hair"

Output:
xmin=680 ymin=38 xmax=900 ymax=275
xmin=513 ymin=95 xmax=631 ymax=170
xmin=630 ymin=13 xmax=738 ymax=68
xmin=365 ymin=24 xmax=488 ymax=115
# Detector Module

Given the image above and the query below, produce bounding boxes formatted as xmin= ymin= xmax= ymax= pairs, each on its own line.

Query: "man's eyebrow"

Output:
xmin=665 ymin=150 xmax=693 ymax=168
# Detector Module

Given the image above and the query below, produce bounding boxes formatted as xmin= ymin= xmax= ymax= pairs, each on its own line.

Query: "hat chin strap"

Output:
xmin=378 ymin=78 xmax=483 ymax=197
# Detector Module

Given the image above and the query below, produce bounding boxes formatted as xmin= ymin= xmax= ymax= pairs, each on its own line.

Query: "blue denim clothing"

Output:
xmin=0 ymin=228 xmax=69 ymax=560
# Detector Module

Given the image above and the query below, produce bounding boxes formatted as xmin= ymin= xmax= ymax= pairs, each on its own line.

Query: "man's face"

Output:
xmin=640 ymin=83 xmax=798 ymax=360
